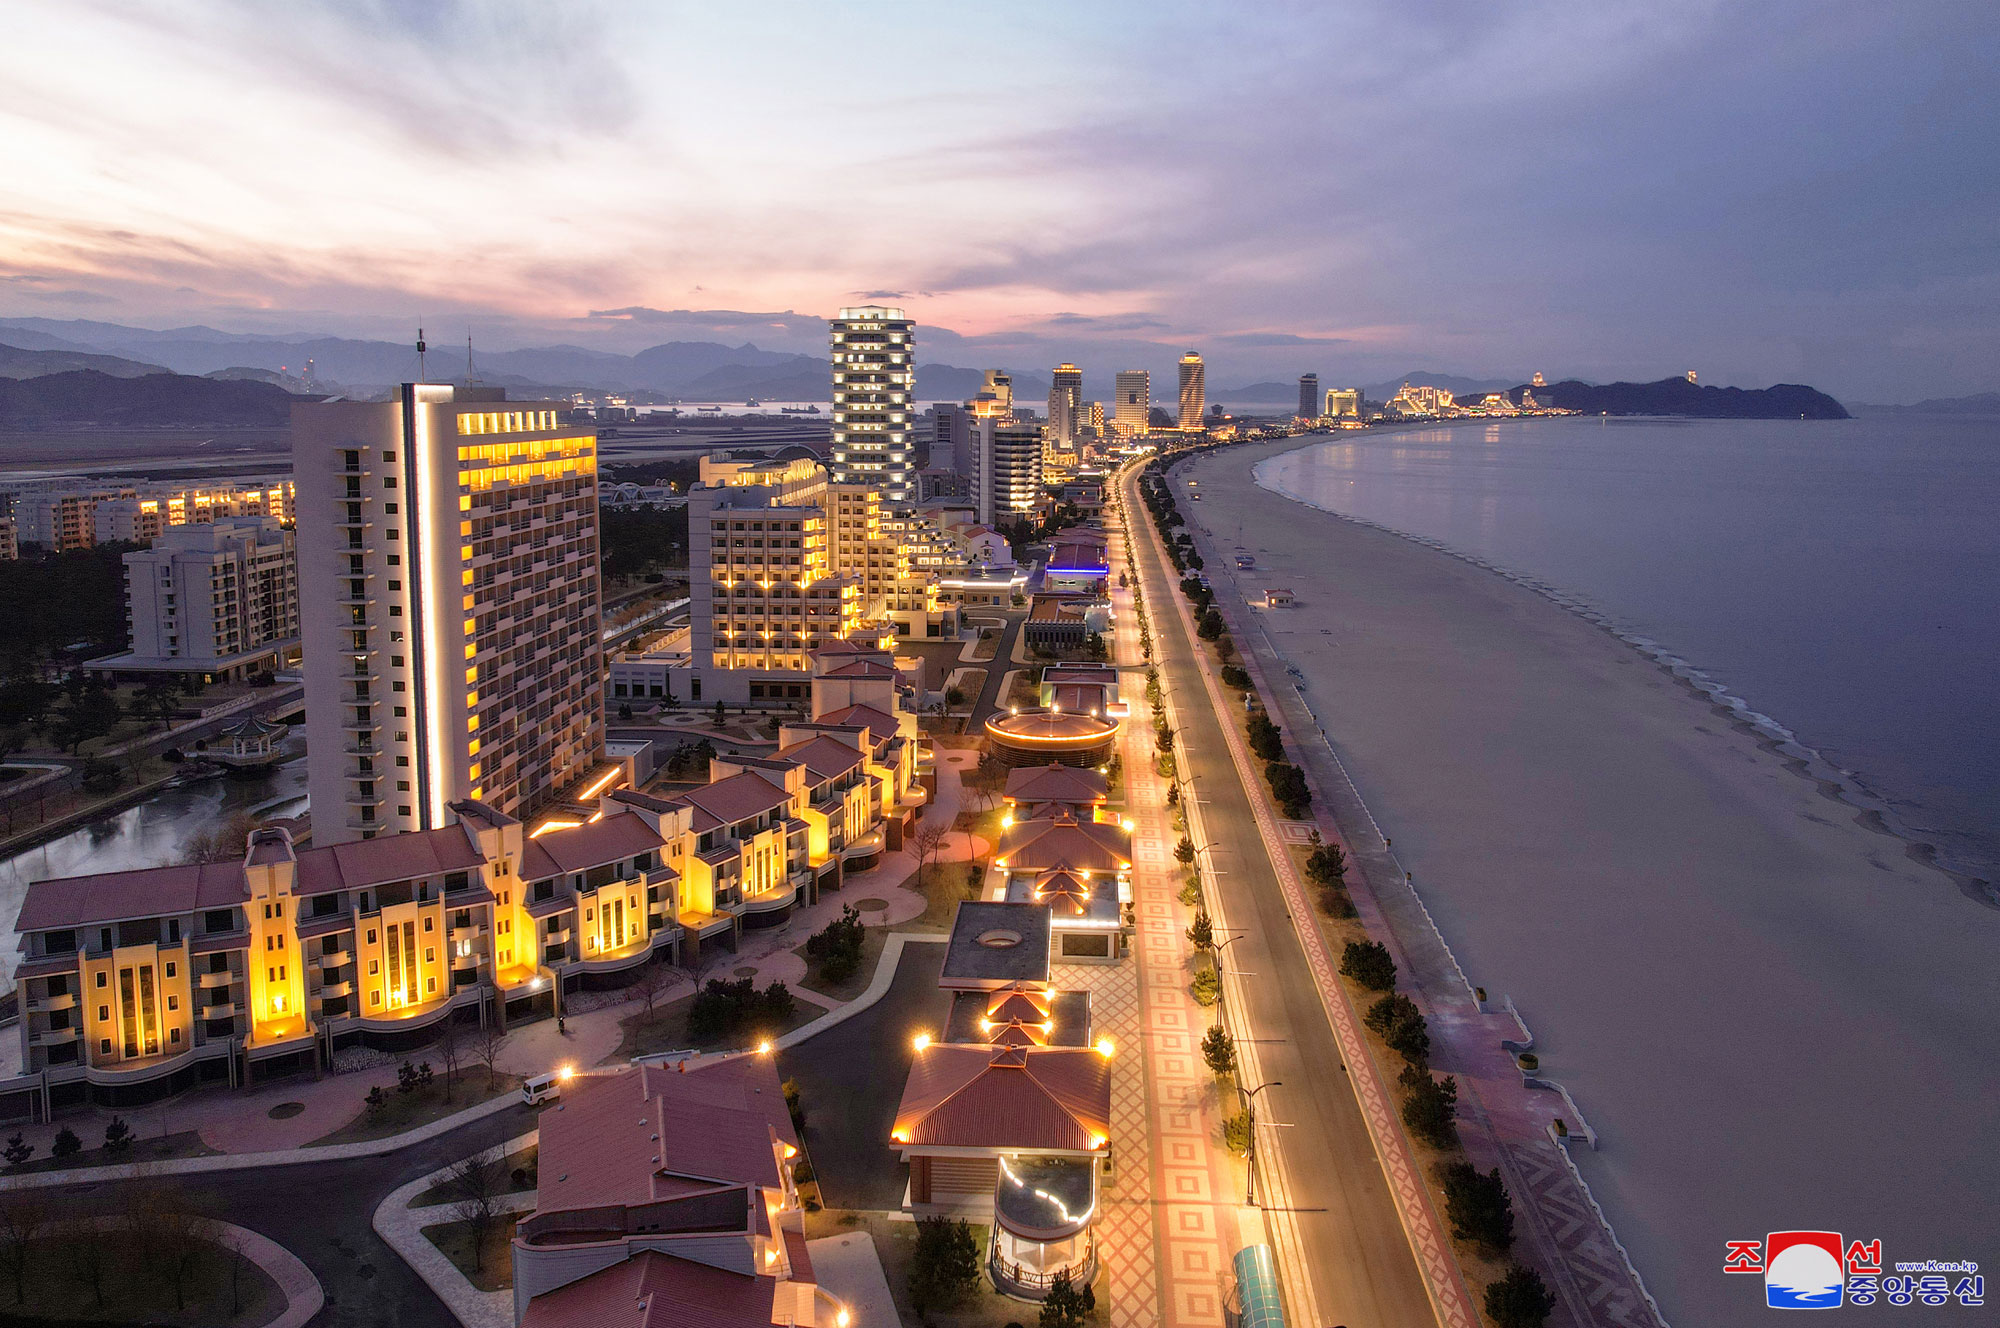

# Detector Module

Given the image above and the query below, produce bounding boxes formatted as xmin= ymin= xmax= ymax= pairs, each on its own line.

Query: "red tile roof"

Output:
xmin=520 ymin=813 xmax=664 ymax=880
xmin=536 ymin=1058 xmax=798 ymax=1219
xmin=1003 ymin=763 xmax=1107 ymax=807
xmin=293 ymin=824 xmax=487 ymax=897
xmin=815 ymin=704 xmax=900 ymax=741
xmin=675 ymin=770 xmax=792 ymax=828
xmin=518 ymin=1248 xmax=778 ymax=1328
xmin=17 ymin=861 xmax=246 ymax=932
xmin=994 ymin=812 xmax=1131 ymax=874
xmin=773 ymin=735 xmax=867 ymax=782
xmin=893 ymin=1044 xmax=1112 ymax=1152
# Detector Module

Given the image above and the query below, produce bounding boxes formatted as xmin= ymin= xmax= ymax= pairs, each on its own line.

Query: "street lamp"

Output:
xmin=1243 ymin=1079 xmax=1282 ymax=1207
xmin=1211 ymin=931 xmax=1249 ymax=1030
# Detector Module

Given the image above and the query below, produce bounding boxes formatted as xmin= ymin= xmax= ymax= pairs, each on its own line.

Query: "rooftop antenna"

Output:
xmin=416 ymin=325 xmax=428 ymax=383
xmin=466 ymin=330 xmax=482 ymax=386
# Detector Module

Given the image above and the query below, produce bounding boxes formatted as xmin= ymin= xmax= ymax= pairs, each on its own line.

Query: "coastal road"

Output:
xmin=1115 ymin=466 xmax=1444 ymax=1328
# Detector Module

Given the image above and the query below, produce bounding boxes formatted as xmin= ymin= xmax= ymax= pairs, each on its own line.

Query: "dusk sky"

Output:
xmin=2 ymin=0 xmax=1996 ymax=401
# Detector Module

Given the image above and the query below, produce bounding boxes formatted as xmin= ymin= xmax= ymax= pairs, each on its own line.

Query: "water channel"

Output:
xmin=0 ymin=760 xmax=308 ymax=988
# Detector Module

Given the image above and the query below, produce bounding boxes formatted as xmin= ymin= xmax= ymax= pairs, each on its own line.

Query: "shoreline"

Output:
xmin=1250 ymin=437 xmax=1995 ymax=904
xmin=1171 ymin=434 xmax=2000 ymax=1324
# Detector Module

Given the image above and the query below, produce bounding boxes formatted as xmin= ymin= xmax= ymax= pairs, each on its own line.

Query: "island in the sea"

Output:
xmin=1522 ymin=376 xmax=1849 ymax=419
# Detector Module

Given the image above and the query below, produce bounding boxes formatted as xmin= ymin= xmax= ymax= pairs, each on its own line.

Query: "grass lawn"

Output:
xmin=0 ymin=1233 xmax=282 ymax=1326
xmin=792 ymin=924 xmax=890 ymax=1005
xmin=5 ymin=1129 xmax=219 ymax=1175
xmin=614 ymin=987 xmax=828 ymax=1062
xmin=305 ymin=1071 xmax=521 ymax=1148
xmin=413 ymin=1144 xmax=539 ymax=1208
xmin=421 ymin=1212 xmax=521 ymax=1293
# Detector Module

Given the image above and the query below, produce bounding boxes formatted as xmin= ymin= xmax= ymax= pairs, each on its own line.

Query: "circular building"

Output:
xmin=984 ymin=708 xmax=1118 ymax=768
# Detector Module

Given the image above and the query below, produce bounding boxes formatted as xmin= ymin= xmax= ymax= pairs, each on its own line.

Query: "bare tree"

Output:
xmin=207 ymin=1218 xmax=252 ymax=1317
xmin=66 ymin=1218 xmax=114 ymax=1308
xmin=434 ymin=1015 xmax=464 ymax=1104
xmin=0 ymin=1190 xmax=51 ymax=1304
xmin=911 ymin=822 xmax=948 ymax=890
xmin=185 ymin=810 xmax=260 ymax=865
xmin=473 ymin=1009 xmax=508 ymax=1092
xmin=136 ymin=1185 xmax=205 ymax=1313
xmin=633 ymin=960 xmax=675 ymax=1025
xmin=445 ymin=1151 xmax=502 ymax=1271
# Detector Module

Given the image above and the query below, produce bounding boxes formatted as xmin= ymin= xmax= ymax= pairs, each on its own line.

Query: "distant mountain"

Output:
xmin=1850 ymin=391 xmax=2000 ymax=415
xmin=914 ymin=364 xmax=1052 ymax=404
xmin=1212 ymin=381 xmax=1298 ymax=402
xmin=0 ymin=342 xmax=169 ymax=380
xmin=1528 ymin=377 xmax=1848 ymax=419
xmin=0 ymin=370 xmax=302 ymax=428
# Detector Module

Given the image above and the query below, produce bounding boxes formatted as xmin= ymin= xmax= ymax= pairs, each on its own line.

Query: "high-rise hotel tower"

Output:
xmin=1113 ymin=370 xmax=1150 ymax=436
xmin=829 ymin=306 xmax=916 ymax=505
xmin=1178 ymin=350 xmax=1206 ymax=431
xmin=293 ymin=386 xmax=604 ymax=843
xmin=1047 ymin=363 xmax=1083 ymax=448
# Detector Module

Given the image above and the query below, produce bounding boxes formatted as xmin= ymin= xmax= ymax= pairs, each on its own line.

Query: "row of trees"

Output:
xmin=0 ymin=1178 xmax=257 ymax=1314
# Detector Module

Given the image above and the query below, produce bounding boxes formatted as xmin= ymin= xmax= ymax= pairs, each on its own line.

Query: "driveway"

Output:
xmin=777 ymin=940 xmax=947 ymax=1212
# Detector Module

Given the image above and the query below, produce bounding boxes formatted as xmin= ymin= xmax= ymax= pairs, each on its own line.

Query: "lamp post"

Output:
xmin=1211 ymin=930 xmax=1248 ymax=1030
xmin=1243 ymin=1079 xmax=1282 ymax=1207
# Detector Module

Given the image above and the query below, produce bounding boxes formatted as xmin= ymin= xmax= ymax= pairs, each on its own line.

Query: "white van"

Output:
xmin=522 ymin=1071 xmax=568 ymax=1105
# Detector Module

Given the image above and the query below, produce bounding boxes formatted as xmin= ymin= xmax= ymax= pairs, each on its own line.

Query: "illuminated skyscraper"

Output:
xmin=971 ymin=415 xmax=1044 ymax=527
xmin=293 ymin=387 xmax=604 ymax=842
xmin=1113 ymin=370 xmax=1150 ymax=435
xmin=1324 ymin=387 xmax=1362 ymax=419
xmin=1299 ymin=373 xmax=1319 ymax=418
xmin=1177 ymin=351 xmax=1206 ymax=431
xmin=829 ymin=306 xmax=916 ymax=504
xmin=1048 ymin=363 xmax=1083 ymax=447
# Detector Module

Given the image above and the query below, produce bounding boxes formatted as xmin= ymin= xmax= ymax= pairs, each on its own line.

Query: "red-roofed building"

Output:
xmin=7 ymin=800 xmax=684 ymax=1115
xmin=513 ymin=1056 xmax=851 ymax=1328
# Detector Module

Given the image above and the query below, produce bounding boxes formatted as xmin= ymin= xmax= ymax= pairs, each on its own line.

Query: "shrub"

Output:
xmin=80 ymin=759 xmax=122 ymax=795
xmin=1264 ymin=761 xmax=1312 ymax=817
xmin=1305 ymin=842 xmax=1347 ymax=886
xmin=1384 ymin=1008 xmax=1431 ymax=1066
xmin=1190 ymin=968 xmax=1221 ymax=1007
xmin=51 ymin=1127 xmax=80 ymax=1160
xmin=102 ymin=1115 xmax=132 ymax=1153
xmin=1485 ymin=1264 xmax=1557 ymax=1328
xmin=1340 ymin=940 xmax=1397 ymax=991
xmin=1177 ymin=878 xmax=1201 ymax=908
xmin=908 ymin=1216 xmax=981 ymax=1317
xmin=804 ymin=904 xmax=865 ymax=983
xmin=1220 ymin=664 xmax=1251 ymax=690
xmin=1246 ymin=711 xmax=1283 ymax=761
xmin=1201 ymin=1025 xmax=1236 ymax=1076
xmin=688 ymin=977 xmax=797 ymax=1043
xmin=1440 ymin=1161 xmax=1516 ymax=1255
xmin=1222 ymin=1111 xmax=1252 ymax=1154
xmin=1399 ymin=1064 xmax=1459 ymax=1148
xmin=781 ymin=1077 xmax=806 ymax=1135
xmin=1174 ymin=835 xmax=1196 ymax=865
xmin=1196 ymin=608 xmax=1224 ymax=640
xmin=364 ymin=1085 xmax=390 ymax=1122
xmin=2 ymin=1134 xmax=30 ymax=1167
xmin=1040 ymin=1267 xmax=1096 ymax=1328
xmin=1364 ymin=992 xmax=1420 ymax=1036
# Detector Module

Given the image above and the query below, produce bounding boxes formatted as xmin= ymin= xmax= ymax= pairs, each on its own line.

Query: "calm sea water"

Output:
xmin=1256 ymin=415 xmax=2000 ymax=886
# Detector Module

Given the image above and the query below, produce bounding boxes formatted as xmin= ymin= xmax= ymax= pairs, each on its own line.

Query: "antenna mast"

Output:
xmin=416 ymin=326 xmax=428 ymax=383
xmin=466 ymin=332 xmax=481 ymax=386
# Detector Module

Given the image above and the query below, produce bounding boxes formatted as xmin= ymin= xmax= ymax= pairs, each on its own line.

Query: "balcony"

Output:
xmin=341 ymin=713 xmax=380 ymax=735
xmin=198 ymin=969 xmax=235 ymax=990
xmin=26 ymin=991 xmax=77 ymax=1014
xmin=30 ymin=1026 xmax=80 ymax=1046
xmin=318 ymin=949 xmax=352 ymax=969
xmin=318 ymin=980 xmax=353 ymax=1000
xmin=204 ymin=1002 xmax=238 ymax=1020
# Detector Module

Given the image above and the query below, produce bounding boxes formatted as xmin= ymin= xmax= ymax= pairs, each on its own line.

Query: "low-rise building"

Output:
xmin=512 ymin=1056 xmax=849 ymax=1328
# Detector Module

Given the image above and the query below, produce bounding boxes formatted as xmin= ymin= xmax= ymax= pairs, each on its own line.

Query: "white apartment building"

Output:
xmin=89 ymin=516 xmax=299 ymax=682
xmin=293 ymin=386 xmax=605 ymax=844
xmin=1113 ymin=370 xmax=1150 ymax=436
xmin=8 ymin=479 xmax=295 ymax=551
xmin=1048 ymin=363 xmax=1083 ymax=448
xmin=829 ymin=305 xmax=916 ymax=505
xmin=971 ymin=414 xmax=1044 ymax=528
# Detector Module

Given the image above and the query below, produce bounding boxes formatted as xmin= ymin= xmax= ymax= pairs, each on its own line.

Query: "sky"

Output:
xmin=1 ymin=1 xmax=1997 ymax=401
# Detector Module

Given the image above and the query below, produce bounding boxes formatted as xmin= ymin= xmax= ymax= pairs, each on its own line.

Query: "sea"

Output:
xmin=1255 ymin=414 xmax=2000 ymax=889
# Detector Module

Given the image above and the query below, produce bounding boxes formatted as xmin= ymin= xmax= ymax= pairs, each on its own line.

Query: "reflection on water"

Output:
xmin=0 ymin=760 xmax=308 ymax=987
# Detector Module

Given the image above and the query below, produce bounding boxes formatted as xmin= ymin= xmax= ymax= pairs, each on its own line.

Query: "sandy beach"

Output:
xmin=1177 ymin=435 xmax=2000 ymax=1324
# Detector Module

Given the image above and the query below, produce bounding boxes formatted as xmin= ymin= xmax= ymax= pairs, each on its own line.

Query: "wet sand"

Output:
xmin=1179 ymin=436 xmax=1999 ymax=1323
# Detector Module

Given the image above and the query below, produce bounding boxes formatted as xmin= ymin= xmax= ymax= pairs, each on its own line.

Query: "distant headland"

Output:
xmin=1524 ymin=377 xmax=1849 ymax=419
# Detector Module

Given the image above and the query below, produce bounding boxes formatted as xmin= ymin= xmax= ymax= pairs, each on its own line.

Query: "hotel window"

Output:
xmin=97 ymin=1005 xmax=109 ymax=1022
xmin=96 ymin=972 xmax=107 ymax=989
xmin=370 ymin=991 xmax=381 ymax=1007
xmin=99 ymin=1038 xmax=112 ymax=1055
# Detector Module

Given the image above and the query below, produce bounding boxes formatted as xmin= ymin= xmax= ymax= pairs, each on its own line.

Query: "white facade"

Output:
xmin=119 ymin=516 xmax=298 ymax=676
xmin=293 ymin=387 xmax=604 ymax=843
xmin=1113 ymin=370 xmax=1150 ymax=436
xmin=1048 ymin=364 xmax=1083 ymax=448
xmin=972 ymin=415 xmax=1044 ymax=527
xmin=829 ymin=306 xmax=916 ymax=505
